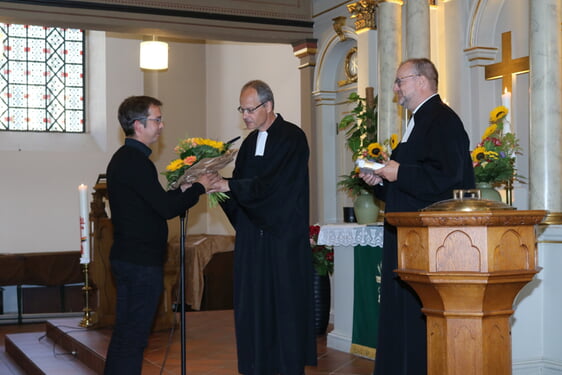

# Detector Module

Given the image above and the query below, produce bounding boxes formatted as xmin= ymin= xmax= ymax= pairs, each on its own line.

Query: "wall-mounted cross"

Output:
xmin=484 ymin=31 xmax=529 ymax=92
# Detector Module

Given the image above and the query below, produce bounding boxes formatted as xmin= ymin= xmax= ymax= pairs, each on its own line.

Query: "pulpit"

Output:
xmin=386 ymin=195 xmax=546 ymax=375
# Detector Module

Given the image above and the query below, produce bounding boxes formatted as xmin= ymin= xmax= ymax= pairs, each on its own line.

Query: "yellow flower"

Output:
xmin=367 ymin=142 xmax=383 ymax=158
xmin=489 ymin=106 xmax=508 ymax=123
xmin=166 ymin=159 xmax=184 ymax=172
xmin=482 ymin=124 xmax=498 ymax=140
xmin=471 ymin=146 xmax=486 ymax=162
xmin=389 ymin=134 xmax=399 ymax=150
xmin=191 ymin=137 xmax=224 ymax=150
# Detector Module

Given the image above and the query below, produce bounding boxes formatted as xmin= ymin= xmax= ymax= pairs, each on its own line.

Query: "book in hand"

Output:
xmin=355 ymin=158 xmax=385 ymax=174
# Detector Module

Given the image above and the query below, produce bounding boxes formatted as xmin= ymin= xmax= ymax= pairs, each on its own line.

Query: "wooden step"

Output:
xmin=4 ymin=318 xmax=107 ymax=375
xmin=5 ymin=331 xmax=97 ymax=375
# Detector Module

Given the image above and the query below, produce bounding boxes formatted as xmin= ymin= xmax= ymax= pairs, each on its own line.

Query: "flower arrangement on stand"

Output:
xmin=162 ymin=137 xmax=237 ymax=207
xmin=336 ymin=91 xmax=399 ymax=223
xmin=471 ymin=106 xmax=524 ymax=202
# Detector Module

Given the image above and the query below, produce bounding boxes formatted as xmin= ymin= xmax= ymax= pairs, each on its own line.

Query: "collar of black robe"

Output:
xmin=125 ymin=137 xmax=152 ymax=157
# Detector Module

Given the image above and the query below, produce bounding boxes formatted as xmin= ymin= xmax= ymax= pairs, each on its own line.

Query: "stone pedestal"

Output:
xmin=386 ymin=210 xmax=546 ymax=375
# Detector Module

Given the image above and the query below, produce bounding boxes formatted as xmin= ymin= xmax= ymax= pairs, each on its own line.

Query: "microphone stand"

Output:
xmin=179 ymin=211 xmax=188 ymax=375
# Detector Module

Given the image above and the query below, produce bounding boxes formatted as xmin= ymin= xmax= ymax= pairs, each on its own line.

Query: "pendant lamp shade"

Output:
xmin=140 ymin=40 xmax=168 ymax=70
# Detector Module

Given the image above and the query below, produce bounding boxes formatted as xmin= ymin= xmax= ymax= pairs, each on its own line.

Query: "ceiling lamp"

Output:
xmin=140 ymin=39 xmax=168 ymax=70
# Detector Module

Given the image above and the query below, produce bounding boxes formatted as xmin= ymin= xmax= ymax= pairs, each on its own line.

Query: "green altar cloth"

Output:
xmin=351 ymin=244 xmax=382 ymax=359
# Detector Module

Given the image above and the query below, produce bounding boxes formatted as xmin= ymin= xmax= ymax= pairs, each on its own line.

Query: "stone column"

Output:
xmin=293 ymin=39 xmax=319 ymax=223
xmin=529 ymin=0 xmax=562 ymax=221
xmin=377 ymin=1 xmax=402 ymax=140
xmin=405 ymin=0 xmax=430 ymax=59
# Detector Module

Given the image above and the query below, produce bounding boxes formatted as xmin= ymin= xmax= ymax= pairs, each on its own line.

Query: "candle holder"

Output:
xmin=505 ymin=178 xmax=514 ymax=206
xmin=79 ymin=263 xmax=95 ymax=328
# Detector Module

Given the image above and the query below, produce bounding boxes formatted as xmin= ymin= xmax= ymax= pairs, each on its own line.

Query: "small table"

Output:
xmin=168 ymin=234 xmax=235 ymax=310
xmin=318 ymin=223 xmax=383 ymax=358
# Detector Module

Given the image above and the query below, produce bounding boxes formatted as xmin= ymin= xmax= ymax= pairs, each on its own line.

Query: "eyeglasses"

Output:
xmin=146 ymin=118 xmax=163 ymax=124
xmin=237 ymin=102 xmax=265 ymax=114
xmin=394 ymin=74 xmax=420 ymax=87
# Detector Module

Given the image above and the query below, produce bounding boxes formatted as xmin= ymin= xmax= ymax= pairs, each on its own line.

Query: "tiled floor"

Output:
xmin=0 ymin=310 xmax=375 ymax=374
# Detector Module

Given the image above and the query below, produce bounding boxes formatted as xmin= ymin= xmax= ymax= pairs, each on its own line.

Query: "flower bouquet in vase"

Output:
xmin=471 ymin=106 xmax=523 ymax=203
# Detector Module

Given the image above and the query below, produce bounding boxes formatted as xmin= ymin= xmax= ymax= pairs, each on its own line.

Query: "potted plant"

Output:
xmin=337 ymin=91 xmax=395 ymax=223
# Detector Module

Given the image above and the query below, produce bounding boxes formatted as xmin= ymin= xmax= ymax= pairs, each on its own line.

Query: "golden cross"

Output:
xmin=484 ymin=31 xmax=529 ymax=92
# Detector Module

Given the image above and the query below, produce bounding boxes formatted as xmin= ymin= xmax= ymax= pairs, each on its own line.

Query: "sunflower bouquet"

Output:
xmin=163 ymin=137 xmax=237 ymax=207
xmin=471 ymin=106 xmax=523 ymax=185
xmin=336 ymin=92 xmax=403 ymax=197
xmin=337 ymin=135 xmax=399 ymax=197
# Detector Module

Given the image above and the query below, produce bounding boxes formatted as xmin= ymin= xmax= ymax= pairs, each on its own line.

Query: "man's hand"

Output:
xmin=359 ymin=171 xmax=383 ymax=186
xmin=377 ymin=160 xmax=399 ymax=182
xmin=190 ymin=172 xmax=220 ymax=192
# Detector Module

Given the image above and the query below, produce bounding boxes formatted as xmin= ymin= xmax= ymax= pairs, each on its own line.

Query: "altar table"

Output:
xmin=318 ymin=223 xmax=383 ymax=359
xmin=168 ymin=234 xmax=235 ymax=310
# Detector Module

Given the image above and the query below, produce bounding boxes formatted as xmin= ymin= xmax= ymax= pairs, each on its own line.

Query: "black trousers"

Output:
xmin=104 ymin=260 xmax=163 ymax=375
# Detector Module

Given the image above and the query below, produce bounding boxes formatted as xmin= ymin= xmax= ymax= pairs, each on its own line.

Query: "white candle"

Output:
xmin=501 ymin=88 xmax=512 ymax=133
xmin=79 ymin=184 xmax=90 ymax=264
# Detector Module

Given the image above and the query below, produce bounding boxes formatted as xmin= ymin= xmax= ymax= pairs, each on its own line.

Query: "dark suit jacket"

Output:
xmin=375 ymin=94 xmax=475 ymax=212
xmin=372 ymin=94 xmax=475 ymax=375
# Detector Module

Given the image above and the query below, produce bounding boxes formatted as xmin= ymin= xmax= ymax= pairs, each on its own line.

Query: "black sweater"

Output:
xmin=106 ymin=138 xmax=205 ymax=266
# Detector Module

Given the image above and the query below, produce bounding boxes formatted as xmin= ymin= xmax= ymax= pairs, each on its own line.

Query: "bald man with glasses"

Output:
xmin=360 ymin=58 xmax=475 ymax=375
xmin=213 ymin=80 xmax=317 ymax=375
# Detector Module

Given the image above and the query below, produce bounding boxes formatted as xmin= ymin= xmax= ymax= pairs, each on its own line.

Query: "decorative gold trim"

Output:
xmin=350 ymin=343 xmax=376 ymax=359
xmin=344 ymin=46 xmax=358 ymax=79
xmin=347 ymin=0 xmax=377 ymax=32
xmin=332 ymin=16 xmax=347 ymax=41
xmin=541 ymin=212 xmax=562 ymax=225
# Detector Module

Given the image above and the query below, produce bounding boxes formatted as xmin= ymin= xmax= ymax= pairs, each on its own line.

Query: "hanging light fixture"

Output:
xmin=140 ymin=37 xmax=168 ymax=70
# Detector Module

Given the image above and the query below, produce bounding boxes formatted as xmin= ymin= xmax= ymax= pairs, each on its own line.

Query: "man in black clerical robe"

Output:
xmin=361 ymin=58 xmax=475 ymax=375
xmin=214 ymin=80 xmax=317 ymax=375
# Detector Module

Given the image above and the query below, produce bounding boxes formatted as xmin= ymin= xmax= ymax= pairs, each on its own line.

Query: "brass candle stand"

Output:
xmin=505 ymin=178 xmax=514 ymax=206
xmin=79 ymin=263 xmax=95 ymax=328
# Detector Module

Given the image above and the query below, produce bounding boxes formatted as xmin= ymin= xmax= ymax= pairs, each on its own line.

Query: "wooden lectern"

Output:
xmin=386 ymin=202 xmax=546 ymax=375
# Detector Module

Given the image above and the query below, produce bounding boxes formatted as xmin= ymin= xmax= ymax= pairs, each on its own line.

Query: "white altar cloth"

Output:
xmin=318 ymin=223 xmax=383 ymax=355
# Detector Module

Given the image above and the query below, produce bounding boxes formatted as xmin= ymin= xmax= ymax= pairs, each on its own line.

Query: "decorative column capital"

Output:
xmin=292 ymin=39 xmax=317 ymax=69
xmin=347 ymin=0 xmax=378 ymax=32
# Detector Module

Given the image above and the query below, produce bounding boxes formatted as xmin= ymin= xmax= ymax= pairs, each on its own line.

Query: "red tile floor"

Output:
xmin=0 ymin=310 xmax=375 ymax=375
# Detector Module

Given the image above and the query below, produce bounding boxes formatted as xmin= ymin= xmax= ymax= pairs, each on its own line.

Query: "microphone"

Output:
xmin=226 ymin=136 xmax=241 ymax=145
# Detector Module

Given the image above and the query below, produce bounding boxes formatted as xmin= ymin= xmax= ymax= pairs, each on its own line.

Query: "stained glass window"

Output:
xmin=0 ymin=23 xmax=85 ymax=132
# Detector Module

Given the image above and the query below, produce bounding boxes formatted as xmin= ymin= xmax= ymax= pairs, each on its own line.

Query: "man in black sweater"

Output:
xmin=104 ymin=96 xmax=217 ymax=375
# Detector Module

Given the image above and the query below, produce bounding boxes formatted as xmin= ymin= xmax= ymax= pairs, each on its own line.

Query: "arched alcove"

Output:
xmin=313 ymin=28 xmax=358 ymax=223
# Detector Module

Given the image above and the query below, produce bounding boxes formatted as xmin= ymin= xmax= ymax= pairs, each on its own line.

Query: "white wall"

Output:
xmin=0 ymin=33 xmax=300 ymax=254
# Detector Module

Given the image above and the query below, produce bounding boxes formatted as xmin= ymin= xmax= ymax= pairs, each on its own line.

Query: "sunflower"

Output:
xmin=471 ymin=146 xmax=486 ymax=163
xmin=489 ymin=106 xmax=508 ymax=123
xmin=367 ymin=142 xmax=383 ymax=158
xmin=165 ymin=159 xmax=184 ymax=172
xmin=481 ymin=124 xmax=498 ymax=140
xmin=389 ymin=133 xmax=399 ymax=150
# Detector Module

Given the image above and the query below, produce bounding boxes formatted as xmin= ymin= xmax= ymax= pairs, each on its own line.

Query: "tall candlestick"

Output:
xmin=79 ymin=184 xmax=90 ymax=264
xmin=501 ymin=88 xmax=512 ymax=133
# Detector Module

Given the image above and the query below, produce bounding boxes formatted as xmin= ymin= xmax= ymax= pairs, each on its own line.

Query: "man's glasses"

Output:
xmin=145 ymin=118 xmax=163 ymax=125
xmin=237 ymin=102 xmax=265 ymax=114
xmin=394 ymin=74 xmax=420 ymax=87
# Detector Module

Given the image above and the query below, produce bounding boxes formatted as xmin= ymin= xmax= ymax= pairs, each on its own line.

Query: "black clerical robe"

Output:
xmin=220 ymin=114 xmax=317 ymax=375
xmin=372 ymin=95 xmax=475 ymax=375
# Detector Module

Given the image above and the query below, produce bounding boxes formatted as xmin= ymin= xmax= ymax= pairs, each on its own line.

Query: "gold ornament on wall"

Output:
xmin=347 ymin=0 xmax=377 ymax=32
xmin=338 ymin=47 xmax=358 ymax=87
